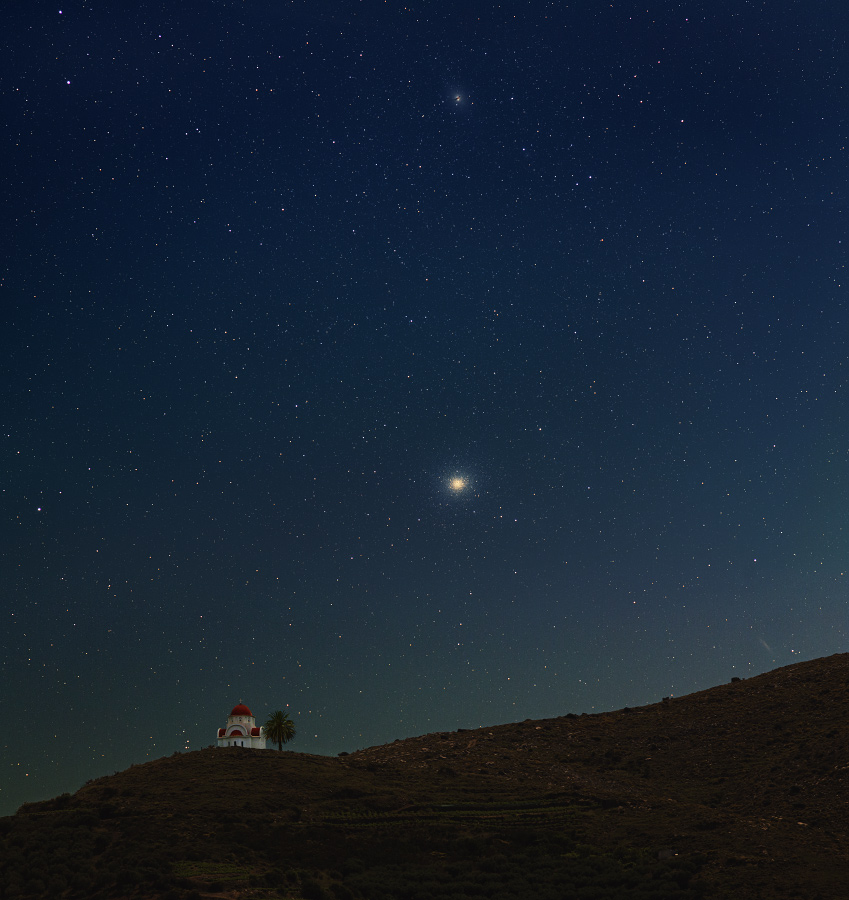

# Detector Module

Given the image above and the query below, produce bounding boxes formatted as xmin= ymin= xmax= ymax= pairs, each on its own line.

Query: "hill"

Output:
xmin=2 ymin=654 xmax=849 ymax=899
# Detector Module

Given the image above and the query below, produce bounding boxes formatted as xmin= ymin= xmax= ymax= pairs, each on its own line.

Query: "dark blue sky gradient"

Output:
xmin=2 ymin=0 xmax=847 ymax=815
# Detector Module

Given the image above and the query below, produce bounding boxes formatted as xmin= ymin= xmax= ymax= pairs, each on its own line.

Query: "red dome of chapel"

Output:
xmin=230 ymin=703 xmax=253 ymax=717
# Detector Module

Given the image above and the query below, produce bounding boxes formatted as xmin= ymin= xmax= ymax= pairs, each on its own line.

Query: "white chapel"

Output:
xmin=217 ymin=702 xmax=267 ymax=749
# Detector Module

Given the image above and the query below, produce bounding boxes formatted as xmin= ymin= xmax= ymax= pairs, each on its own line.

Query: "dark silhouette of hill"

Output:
xmin=3 ymin=654 xmax=849 ymax=899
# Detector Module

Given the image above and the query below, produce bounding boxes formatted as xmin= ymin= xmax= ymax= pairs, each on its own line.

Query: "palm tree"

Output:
xmin=263 ymin=710 xmax=296 ymax=751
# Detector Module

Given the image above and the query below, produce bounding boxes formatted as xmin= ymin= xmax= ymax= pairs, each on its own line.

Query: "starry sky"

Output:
xmin=3 ymin=0 xmax=848 ymax=816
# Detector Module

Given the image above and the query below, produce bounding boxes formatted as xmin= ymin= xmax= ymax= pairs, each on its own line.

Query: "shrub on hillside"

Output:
xmin=301 ymin=878 xmax=331 ymax=900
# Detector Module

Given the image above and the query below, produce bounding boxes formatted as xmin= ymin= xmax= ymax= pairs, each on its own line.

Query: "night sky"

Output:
xmin=3 ymin=1 xmax=848 ymax=816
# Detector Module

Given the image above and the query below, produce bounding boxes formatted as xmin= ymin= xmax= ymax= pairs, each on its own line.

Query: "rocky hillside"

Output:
xmin=2 ymin=654 xmax=849 ymax=899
